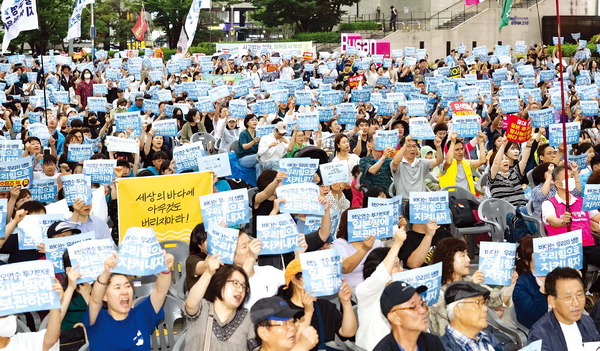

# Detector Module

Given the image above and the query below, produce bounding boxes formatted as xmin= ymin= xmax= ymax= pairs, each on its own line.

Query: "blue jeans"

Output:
xmin=239 ymin=154 xmax=261 ymax=180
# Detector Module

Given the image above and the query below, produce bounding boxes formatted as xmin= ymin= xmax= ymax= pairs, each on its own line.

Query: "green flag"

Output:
xmin=499 ymin=0 xmax=513 ymax=32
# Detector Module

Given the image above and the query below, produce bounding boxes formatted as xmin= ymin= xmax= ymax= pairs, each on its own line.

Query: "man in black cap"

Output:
xmin=47 ymin=221 xmax=81 ymax=239
xmin=441 ymin=281 xmax=503 ymax=351
xmin=251 ymin=296 xmax=319 ymax=351
xmin=374 ymin=281 xmax=443 ymax=350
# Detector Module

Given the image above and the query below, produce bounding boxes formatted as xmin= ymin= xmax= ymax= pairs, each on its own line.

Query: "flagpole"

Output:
xmin=554 ymin=0 xmax=571 ymax=226
xmin=90 ymin=3 xmax=95 ymax=62
xmin=39 ymin=30 xmax=47 ymax=124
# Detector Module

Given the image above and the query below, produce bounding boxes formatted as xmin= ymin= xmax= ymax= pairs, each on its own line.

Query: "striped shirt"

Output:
xmin=488 ymin=166 xmax=527 ymax=208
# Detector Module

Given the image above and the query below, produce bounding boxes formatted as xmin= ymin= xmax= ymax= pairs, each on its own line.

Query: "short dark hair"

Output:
xmin=433 ymin=123 xmax=448 ymax=133
xmin=205 ymin=264 xmax=250 ymax=304
xmin=537 ymin=143 xmax=553 ymax=158
xmin=515 ymin=236 xmax=535 ymax=275
xmin=152 ymin=151 xmax=168 ymax=161
xmin=334 ymin=133 xmax=349 ymax=154
xmin=189 ymin=223 xmax=208 ymax=257
xmin=362 ymin=187 xmax=388 ymax=208
xmin=531 ymin=162 xmax=553 ymax=186
xmin=544 ymin=267 xmax=583 ymax=297
xmin=186 ymin=109 xmax=199 ymax=123
xmin=355 ymin=118 xmax=368 ymax=127
xmin=363 ymin=247 xmax=391 ymax=280
xmin=42 ymin=154 xmax=57 ymax=165
xmin=431 ymin=237 xmax=467 ymax=284
xmin=575 ymin=142 xmax=593 ymax=156
xmin=20 ymin=200 xmax=46 ymax=214
xmin=244 ymin=114 xmax=257 ymax=128
xmin=257 ymin=170 xmax=277 ymax=191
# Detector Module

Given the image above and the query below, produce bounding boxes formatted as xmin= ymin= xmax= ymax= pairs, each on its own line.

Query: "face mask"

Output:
xmin=564 ymin=177 xmax=576 ymax=192
xmin=84 ymin=74 xmax=91 ymax=79
xmin=0 ymin=315 xmax=17 ymax=337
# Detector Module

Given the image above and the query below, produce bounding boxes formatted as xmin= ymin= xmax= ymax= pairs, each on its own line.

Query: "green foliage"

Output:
xmin=106 ymin=43 xmax=215 ymax=61
xmin=291 ymin=32 xmax=340 ymax=43
xmin=338 ymin=21 xmax=381 ymax=31
xmin=250 ymin=0 xmax=361 ymax=32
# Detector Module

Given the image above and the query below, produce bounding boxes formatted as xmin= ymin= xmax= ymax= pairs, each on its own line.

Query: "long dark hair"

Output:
xmin=189 ymin=223 xmax=207 ymax=258
xmin=431 ymin=237 xmax=467 ymax=285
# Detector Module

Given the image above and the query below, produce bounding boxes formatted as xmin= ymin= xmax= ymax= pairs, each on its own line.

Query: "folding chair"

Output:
xmin=160 ymin=240 xmax=190 ymax=300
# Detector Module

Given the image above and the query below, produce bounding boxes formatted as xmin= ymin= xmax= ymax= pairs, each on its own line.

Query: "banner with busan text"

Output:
xmin=117 ymin=172 xmax=213 ymax=242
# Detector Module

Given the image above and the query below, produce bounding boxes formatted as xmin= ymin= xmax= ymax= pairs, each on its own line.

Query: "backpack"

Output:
xmin=449 ymin=197 xmax=478 ymax=227
xmin=504 ymin=208 xmax=533 ymax=243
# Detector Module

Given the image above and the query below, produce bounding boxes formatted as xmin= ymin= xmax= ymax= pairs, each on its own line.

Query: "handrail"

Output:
xmin=428 ymin=0 xmax=466 ymax=20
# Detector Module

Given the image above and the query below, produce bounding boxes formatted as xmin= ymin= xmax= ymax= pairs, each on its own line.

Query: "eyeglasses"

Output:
xmin=226 ymin=279 xmax=247 ymax=291
xmin=458 ymin=298 xmax=489 ymax=308
xmin=390 ymin=300 xmax=428 ymax=313
xmin=267 ymin=319 xmax=296 ymax=329
xmin=556 ymin=294 xmax=585 ymax=305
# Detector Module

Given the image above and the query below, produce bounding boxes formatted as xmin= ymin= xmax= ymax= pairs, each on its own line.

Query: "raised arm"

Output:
xmin=430 ymin=136 xmax=444 ymax=169
xmin=88 ymin=253 xmax=118 ymax=326
xmin=254 ymin=171 xmax=287 ymax=208
xmin=184 ymin=255 xmax=223 ymax=316
xmin=518 ymin=137 xmax=534 ymax=175
xmin=391 ymin=135 xmax=412 ymax=172
xmin=150 ymin=252 xmax=175 ymax=313
xmin=443 ymin=133 xmax=458 ymax=171
xmin=470 ymin=133 xmax=487 ymax=169
xmin=43 ymin=281 xmax=65 ymax=351
xmin=342 ymin=235 xmax=375 ymax=274
xmin=490 ymin=137 xmax=508 ymax=179
xmin=317 ymin=197 xmax=331 ymax=243
xmin=406 ymin=221 xmax=438 ymax=269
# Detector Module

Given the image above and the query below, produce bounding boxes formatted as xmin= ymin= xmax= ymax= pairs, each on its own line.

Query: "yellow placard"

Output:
xmin=117 ymin=172 xmax=213 ymax=242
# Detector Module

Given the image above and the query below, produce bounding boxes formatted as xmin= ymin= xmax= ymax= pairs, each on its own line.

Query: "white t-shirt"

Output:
xmin=245 ymin=265 xmax=285 ymax=309
xmin=3 ymin=330 xmax=59 ymax=351
xmin=560 ymin=321 xmax=584 ymax=351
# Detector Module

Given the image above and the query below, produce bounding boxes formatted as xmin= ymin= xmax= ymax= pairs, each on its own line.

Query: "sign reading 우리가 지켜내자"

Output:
xmin=117 ymin=172 xmax=213 ymax=242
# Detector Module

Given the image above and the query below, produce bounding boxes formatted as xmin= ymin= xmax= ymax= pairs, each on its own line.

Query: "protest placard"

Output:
xmin=319 ymin=161 xmax=350 ymax=186
xmin=206 ymin=224 xmax=238 ymax=265
xmin=518 ymin=340 xmax=541 ymax=351
xmin=319 ymin=91 xmax=343 ymax=106
xmin=87 ymin=97 xmax=107 ymax=113
xmin=478 ymin=242 xmax=517 ymax=286
xmin=279 ymin=158 xmax=319 ymax=185
xmin=295 ymin=90 xmax=312 ymax=106
xmin=0 ymin=140 xmax=23 ymax=162
xmin=151 ymin=119 xmax=178 ymax=137
xmin=256 ymin=214 xmax=299 ymax=255
xmin=255 ymin=124 xmax=273 ymax=138
xmin=299 ymin=249 xmax=343 ymax=297
xmin=67 ymin=144 xmax=94 ymax=163
xmin=30 ymin=178 xmax=57 ymax=203
xmin=44 ymin=232 xmax=95 ymax=273
xmin=27 ymin=123 xmax=50 ymax=148
xmin=498 ymin=96 xmax=520 ymax=114
xmin=199 ymin=189 xmax=250 ymax=227
xmin=375 ymin=130 xmax=399 ymax=150
xmin=112 ymin=227 xmax=167 ymax=276
xmin=568 ymin=153 xmax=588 ymax=172
xmin=0 ymin=156 xmax=33 ymax=191
xmin=300 ymin=216 xmax=322 ymax=235
xmin=229 ymin=99 xmax=247 ymax=119
xmin=409 ymin=191 xmax=451 ymax=224
xmin=92 ymin=83 xmax=108 ymax=96
xmin=317 ymin=106 xmax=334 ymax=122
xmin=83 ymin=159 xmax=117 ymax=184
xmin=61 ymin=174 xmax=92 ymax=206
xmin=368 ymin=195 xmax=402 ymax=223
xmin=276 ymin=183 xmax=324 ymax=216
xmin=505 ymin=114 xmax=532 ymax=143
xmin=173 ymin=142 xmax=205 ymax=172
xmin=118 ymin=172 xmax=213 ymax=242
xmin=17 ymin=214 xmax=64 ymax=250
xmin=583 ymin=184 xmax=600 ymax=211
xmin=581 ymin=100 xmax=599 ymax=116
xmin=406 ymin=100 xmax=427 ymax=117
xmin=0 ymin=199 xmax=6 ymax=238
xmin=533 ymin=230 xmax=583 ymax=276
xmin=0 ymin=261 xmax=61 ymax=317
xmin=409 ymin=117 xmax=435 ymax=140
xmin=253 ymin=99 xmax=278 ymax=115
xmin=528 ymin=108 xmax=555 ymax=128
xmin=392 ymin=262 xmax=443 ymax=305
xmin=142 ymin=99 xmax=159 ymax=114
xmin=68 ymin=239 xmax=116 ymax=284
xmin=196 ymin=153 xmax=232 ymax=178
xmin=337 ymin=103 xmax=358 ymax=125
xmin=452 ymin=116 xmax=480 ymax=138
xmin=105 ymin=136 xmax=139 ymax=154
xmin=297 ymin=112 xmax=319 ymax=131
xmin=548 ymin=122 xmax=580 ymax=146
xmin=347 ymin=206 xmax=394 ymax=242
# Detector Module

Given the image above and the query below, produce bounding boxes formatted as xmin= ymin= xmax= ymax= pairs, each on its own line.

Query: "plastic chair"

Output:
xmin=524 ymin=199 xmax=545 ymax=237
xmin=173 ymin=331 xmax=186 ymax=351
xmin=507 ymin=303 xmax=530 ymax=335
xmin=16 ymin=311 xmax=39 ymax=332
xmin=190 ymin=132 xmax=217 ymax=154
xmin=133 ymin=275 xmax=157 ymax=300
xmin=160 ymin=240 xmax=190 ymax=300
xmin=478 ymin=198 xmax=539 ymax=242
xmin=487 ymin=308 xmax=527 ymax=350
xmin=134 ymin=295 xmax=186 ymax=351
xmin=441 ymin=186 xmax=494 ymax=243
xmin=16 ymin=316 xmax=30 ymax=332
xmin=78 ymin=344 xmax=89 ymax=351
xmin=247 ymin=187 xmax=259 ymax=236
xmin=39 ymin=313 xmax=49 ymax=330
xmin=229 ymin=139 xmax=240 ymax=154
xmin=587 ymin=264 xmax=600 ymax=291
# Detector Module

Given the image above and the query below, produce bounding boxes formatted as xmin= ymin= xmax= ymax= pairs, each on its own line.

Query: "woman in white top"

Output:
xmin=332 ymin=134 xmax=360 ymax=184
xmin=365 ymin=63 xmax=379 ymax=86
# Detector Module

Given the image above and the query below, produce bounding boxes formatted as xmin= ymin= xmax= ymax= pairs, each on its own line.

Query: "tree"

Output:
xmin=250 ymin=0 xmax=360 ymax=32
xmin=95 ymin=0 xmax=138 ymax=50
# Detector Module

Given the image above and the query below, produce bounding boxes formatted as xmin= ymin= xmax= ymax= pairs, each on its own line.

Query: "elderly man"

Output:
xmin=441 ymin=281 xmax=503 ymax=350
xmin=251 ymin=296 xmax=318 ymax=351
xmin=529 ymin=267 xmax=600 ymax=350
xmin=374 ymin=281 xmax=443 ymax=350
xmin=257 ymin=122 xmax=289 ymax=171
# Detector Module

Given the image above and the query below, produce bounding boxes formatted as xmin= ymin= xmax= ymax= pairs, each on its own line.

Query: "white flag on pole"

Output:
xmin=1 ymin=0 xmax=39 ymax=52
xmin=177 ymin=0 xmax=211 ymax=54
xmin=65 ymin=0 xmax=95 ymax=41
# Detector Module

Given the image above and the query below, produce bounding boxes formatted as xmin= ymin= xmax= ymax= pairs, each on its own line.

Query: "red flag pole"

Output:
xmin=554 ymin=0 xmax=571 ymax=227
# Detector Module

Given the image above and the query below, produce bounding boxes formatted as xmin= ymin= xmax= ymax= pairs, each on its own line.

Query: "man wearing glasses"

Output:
xmin=441 ymin=281 xmax=503 ymax=350
xmin=374 ymin=281 xmax=443 ymax=350
xmin=251 ymin=296 xmax=319 ymax=351
xmin=529 ymin=267 xmax=600 ymax=350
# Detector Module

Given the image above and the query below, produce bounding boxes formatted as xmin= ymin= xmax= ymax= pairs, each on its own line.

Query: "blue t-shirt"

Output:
xmin=83 ymin=296 xmax=164 ymax=351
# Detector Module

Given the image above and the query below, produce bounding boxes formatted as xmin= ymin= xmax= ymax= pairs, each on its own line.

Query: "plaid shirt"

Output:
xmin=445 ymin=325 xmax=495 ymax=351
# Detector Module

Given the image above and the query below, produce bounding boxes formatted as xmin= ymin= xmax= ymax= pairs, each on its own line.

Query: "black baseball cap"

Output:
xmin=47 ymin=221 xmax=81 ymax=238
xmin=250 ymin=296 xmax=299 ymax=324
xmin=444 ymin=281 xmax=490 ymax=305
xmin=380 ymin=281 xmax=427 ymax=316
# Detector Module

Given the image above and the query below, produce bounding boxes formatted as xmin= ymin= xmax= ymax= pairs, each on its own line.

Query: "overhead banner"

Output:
xmin=117 ymin=172 xmax=213 ymax=242
xmin=215 ymin=42 xmax=314 ymax=57
xmin=1 ymin=0 xmax=39 ymax=52
xmin=176 ymin=0 xmax=211 ymax=54
xmin=65 ymin=0 xmax=95 ymax=41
